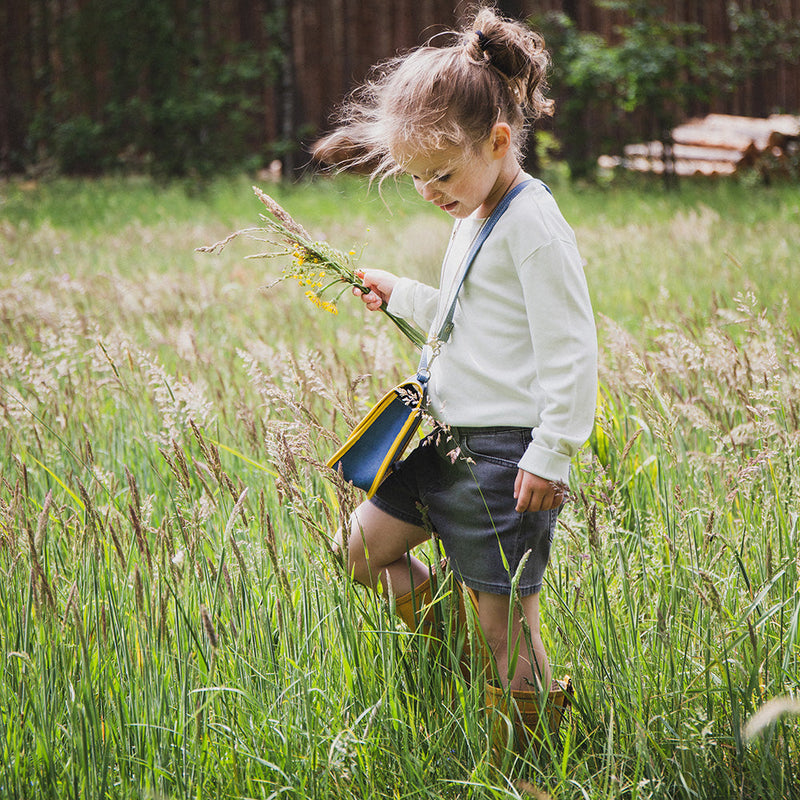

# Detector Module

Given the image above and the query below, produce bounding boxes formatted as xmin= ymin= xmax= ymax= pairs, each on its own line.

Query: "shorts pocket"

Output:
xmin=461 ymin=429 xmax=528 ymax=470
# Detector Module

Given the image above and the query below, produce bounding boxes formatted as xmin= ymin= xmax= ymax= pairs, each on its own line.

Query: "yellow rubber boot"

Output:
xmin=393 ymin=575 xmax=437 ymax=634
xmin=485 ymin=677 xmax=573 ymax=762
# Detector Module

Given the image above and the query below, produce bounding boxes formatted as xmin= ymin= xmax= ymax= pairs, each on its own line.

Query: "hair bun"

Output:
xmin=465 ymin=6 xmax=552 ymax=118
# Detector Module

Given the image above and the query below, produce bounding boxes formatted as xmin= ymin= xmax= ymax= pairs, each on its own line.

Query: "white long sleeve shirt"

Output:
xmin=386 ymin=177 xmax=597 ymax=483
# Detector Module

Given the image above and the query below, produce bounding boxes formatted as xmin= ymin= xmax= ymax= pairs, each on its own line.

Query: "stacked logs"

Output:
xmin=599 ymin=114 xmax=800 ymax=177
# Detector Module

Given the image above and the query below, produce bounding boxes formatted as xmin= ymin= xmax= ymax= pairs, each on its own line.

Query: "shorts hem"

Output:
xmin=369 ymin=494 xmax=425 ymax=528
xmin=459 ymin=576 xmax=542 ymax=597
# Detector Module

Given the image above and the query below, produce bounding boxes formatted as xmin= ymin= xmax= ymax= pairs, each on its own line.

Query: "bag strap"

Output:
xmin=417 ymin=178 xmax=535 ymax=383
xmin=434 ymin=178 xmax=534 ymax=344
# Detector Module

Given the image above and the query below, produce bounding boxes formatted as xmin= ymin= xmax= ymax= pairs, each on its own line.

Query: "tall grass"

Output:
xmin=0 ymin=173 xmax=798 ymax=799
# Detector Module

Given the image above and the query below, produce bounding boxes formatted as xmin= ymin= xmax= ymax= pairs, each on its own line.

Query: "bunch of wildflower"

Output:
xmin=199 ymin=186 xmax=426 ymax=348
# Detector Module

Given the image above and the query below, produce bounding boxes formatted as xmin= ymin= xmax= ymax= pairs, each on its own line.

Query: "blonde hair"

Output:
xmin=312 ymin=5 xmax=553 ymax=177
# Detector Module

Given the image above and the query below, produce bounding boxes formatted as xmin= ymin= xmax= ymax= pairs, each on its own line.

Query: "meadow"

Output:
xmin=1 ymin=171 xmax=799 ymax=799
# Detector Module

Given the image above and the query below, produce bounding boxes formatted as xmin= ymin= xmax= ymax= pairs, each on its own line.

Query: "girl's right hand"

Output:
xmin=354 ymin=269 xmax=399 ymax=311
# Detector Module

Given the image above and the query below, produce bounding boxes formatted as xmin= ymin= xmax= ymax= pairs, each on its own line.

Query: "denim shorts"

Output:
xmin=370 ymin=426 xmax=558 ymax=596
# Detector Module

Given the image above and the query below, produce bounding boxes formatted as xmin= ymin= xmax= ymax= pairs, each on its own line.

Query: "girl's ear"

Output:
xmin=490 ymin=122 xmax=512 ymax=159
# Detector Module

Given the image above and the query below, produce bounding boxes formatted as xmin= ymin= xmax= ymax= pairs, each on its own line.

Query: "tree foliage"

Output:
xmin=13 ymin=0 xmax=286 ymax=177
xmin=534 ymin=1 xmax=800 ymax=181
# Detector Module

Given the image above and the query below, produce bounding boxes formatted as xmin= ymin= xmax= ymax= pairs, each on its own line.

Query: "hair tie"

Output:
xmin=475 ymin=30 xmax=490 ymax=52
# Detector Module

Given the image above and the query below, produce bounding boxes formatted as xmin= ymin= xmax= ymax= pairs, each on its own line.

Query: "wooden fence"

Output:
xmin=1 ymin=0 xmax=799 ymax=174
xmin=272 ymin=0 xmax=800 ymax=163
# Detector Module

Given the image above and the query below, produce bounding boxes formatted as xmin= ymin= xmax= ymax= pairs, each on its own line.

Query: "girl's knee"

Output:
xmin=478 ymin=591 xmax=542 ymax=650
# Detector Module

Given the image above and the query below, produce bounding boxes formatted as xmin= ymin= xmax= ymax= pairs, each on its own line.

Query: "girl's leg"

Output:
xmin=339 ymin=500 xmax=431 ymax=598
xmin=477 ymin=590 xmax=551 ymax=692
xmin=481 ymin=590 xmax=573 ymax=759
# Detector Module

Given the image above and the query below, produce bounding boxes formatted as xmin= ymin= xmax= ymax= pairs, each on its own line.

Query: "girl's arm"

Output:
xmin=516 ymin=238 xmax=598 ymax=503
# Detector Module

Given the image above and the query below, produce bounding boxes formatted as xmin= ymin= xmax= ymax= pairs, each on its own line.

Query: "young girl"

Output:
xmin=314 ymin=5 xmax=597 ymax=757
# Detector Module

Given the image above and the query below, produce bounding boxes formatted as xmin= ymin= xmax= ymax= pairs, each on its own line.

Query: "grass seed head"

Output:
xmin=133 ymin=565 xmax=144 ymax=613
xmin=742 ymin=696 xmax=800 ymax=742
xmin=200 ymin=604 xmax=218 ymax=649
xmin=253 ymin=185 xmax=312 ymax=240
xmin=33 ymin=489 xmax=52 ymax=556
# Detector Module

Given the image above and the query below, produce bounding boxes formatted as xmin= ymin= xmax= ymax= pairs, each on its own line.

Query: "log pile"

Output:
xmin=599 ymin=114 xmax=800 ymax=177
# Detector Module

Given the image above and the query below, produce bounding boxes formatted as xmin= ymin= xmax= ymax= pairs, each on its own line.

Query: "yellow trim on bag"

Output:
xmin=366 ymin=390 xmax=422 ymax=497
xmin=326 ymin=378 xmax=425 ymax=497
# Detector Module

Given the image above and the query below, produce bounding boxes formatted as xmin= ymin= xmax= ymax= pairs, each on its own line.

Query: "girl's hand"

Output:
xmin=354 ymin=269 xmax=398 ymax=311
xmin=514 ymin=469 xmax=566 ymax=513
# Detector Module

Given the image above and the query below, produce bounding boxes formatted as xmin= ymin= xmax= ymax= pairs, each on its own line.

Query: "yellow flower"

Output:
xmin=304 ymin=290 xmax=338 ymax=314
xmin=292 ymin=245 xmax=306 ymax=266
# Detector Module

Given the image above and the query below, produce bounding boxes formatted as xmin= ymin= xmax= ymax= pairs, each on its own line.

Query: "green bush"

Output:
xmin=51 ymin=115 xmax=108 ymax=174
xmin=20 ymin=1 xmax=283 ymax=178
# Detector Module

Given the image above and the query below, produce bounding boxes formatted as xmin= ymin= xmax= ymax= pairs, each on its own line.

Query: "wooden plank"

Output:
xmin=673 ymin=114 xmax=800 ymax=151
xmin=624 ymin=142 xmax=747 ymax=163
xmin=620 ymin=155 xmax=738 ymax=176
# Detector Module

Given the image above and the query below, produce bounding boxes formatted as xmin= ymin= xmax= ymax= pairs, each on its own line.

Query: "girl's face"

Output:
xmin=395 ymin=125 xmax=516 ymax=219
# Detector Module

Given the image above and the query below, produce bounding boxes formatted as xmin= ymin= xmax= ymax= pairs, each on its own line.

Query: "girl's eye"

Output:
xmin=410 ymin=172 xmax=451 ymax=185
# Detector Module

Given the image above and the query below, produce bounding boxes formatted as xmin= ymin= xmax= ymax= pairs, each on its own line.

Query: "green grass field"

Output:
xmin=1 ymin=172 xmax=799 ymax=799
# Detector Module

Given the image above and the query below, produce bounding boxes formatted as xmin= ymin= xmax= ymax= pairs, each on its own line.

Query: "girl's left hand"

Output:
xmin=514 ymin=469 xmax=565 ymax=513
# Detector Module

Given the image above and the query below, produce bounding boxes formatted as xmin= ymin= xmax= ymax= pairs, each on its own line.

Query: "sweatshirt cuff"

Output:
xmin=518 ymin=441 xmax=572 ymax=485
xmin=385 ymin=277 xmax=419 ymax=320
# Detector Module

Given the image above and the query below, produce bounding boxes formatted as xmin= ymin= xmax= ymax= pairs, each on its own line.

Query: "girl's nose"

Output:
xmin=414 ymin=178 xmax=438 ymax=202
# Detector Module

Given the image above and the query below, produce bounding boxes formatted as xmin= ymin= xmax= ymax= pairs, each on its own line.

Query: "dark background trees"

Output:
xmin=1 ymin=0 xmax=798 ymax=180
